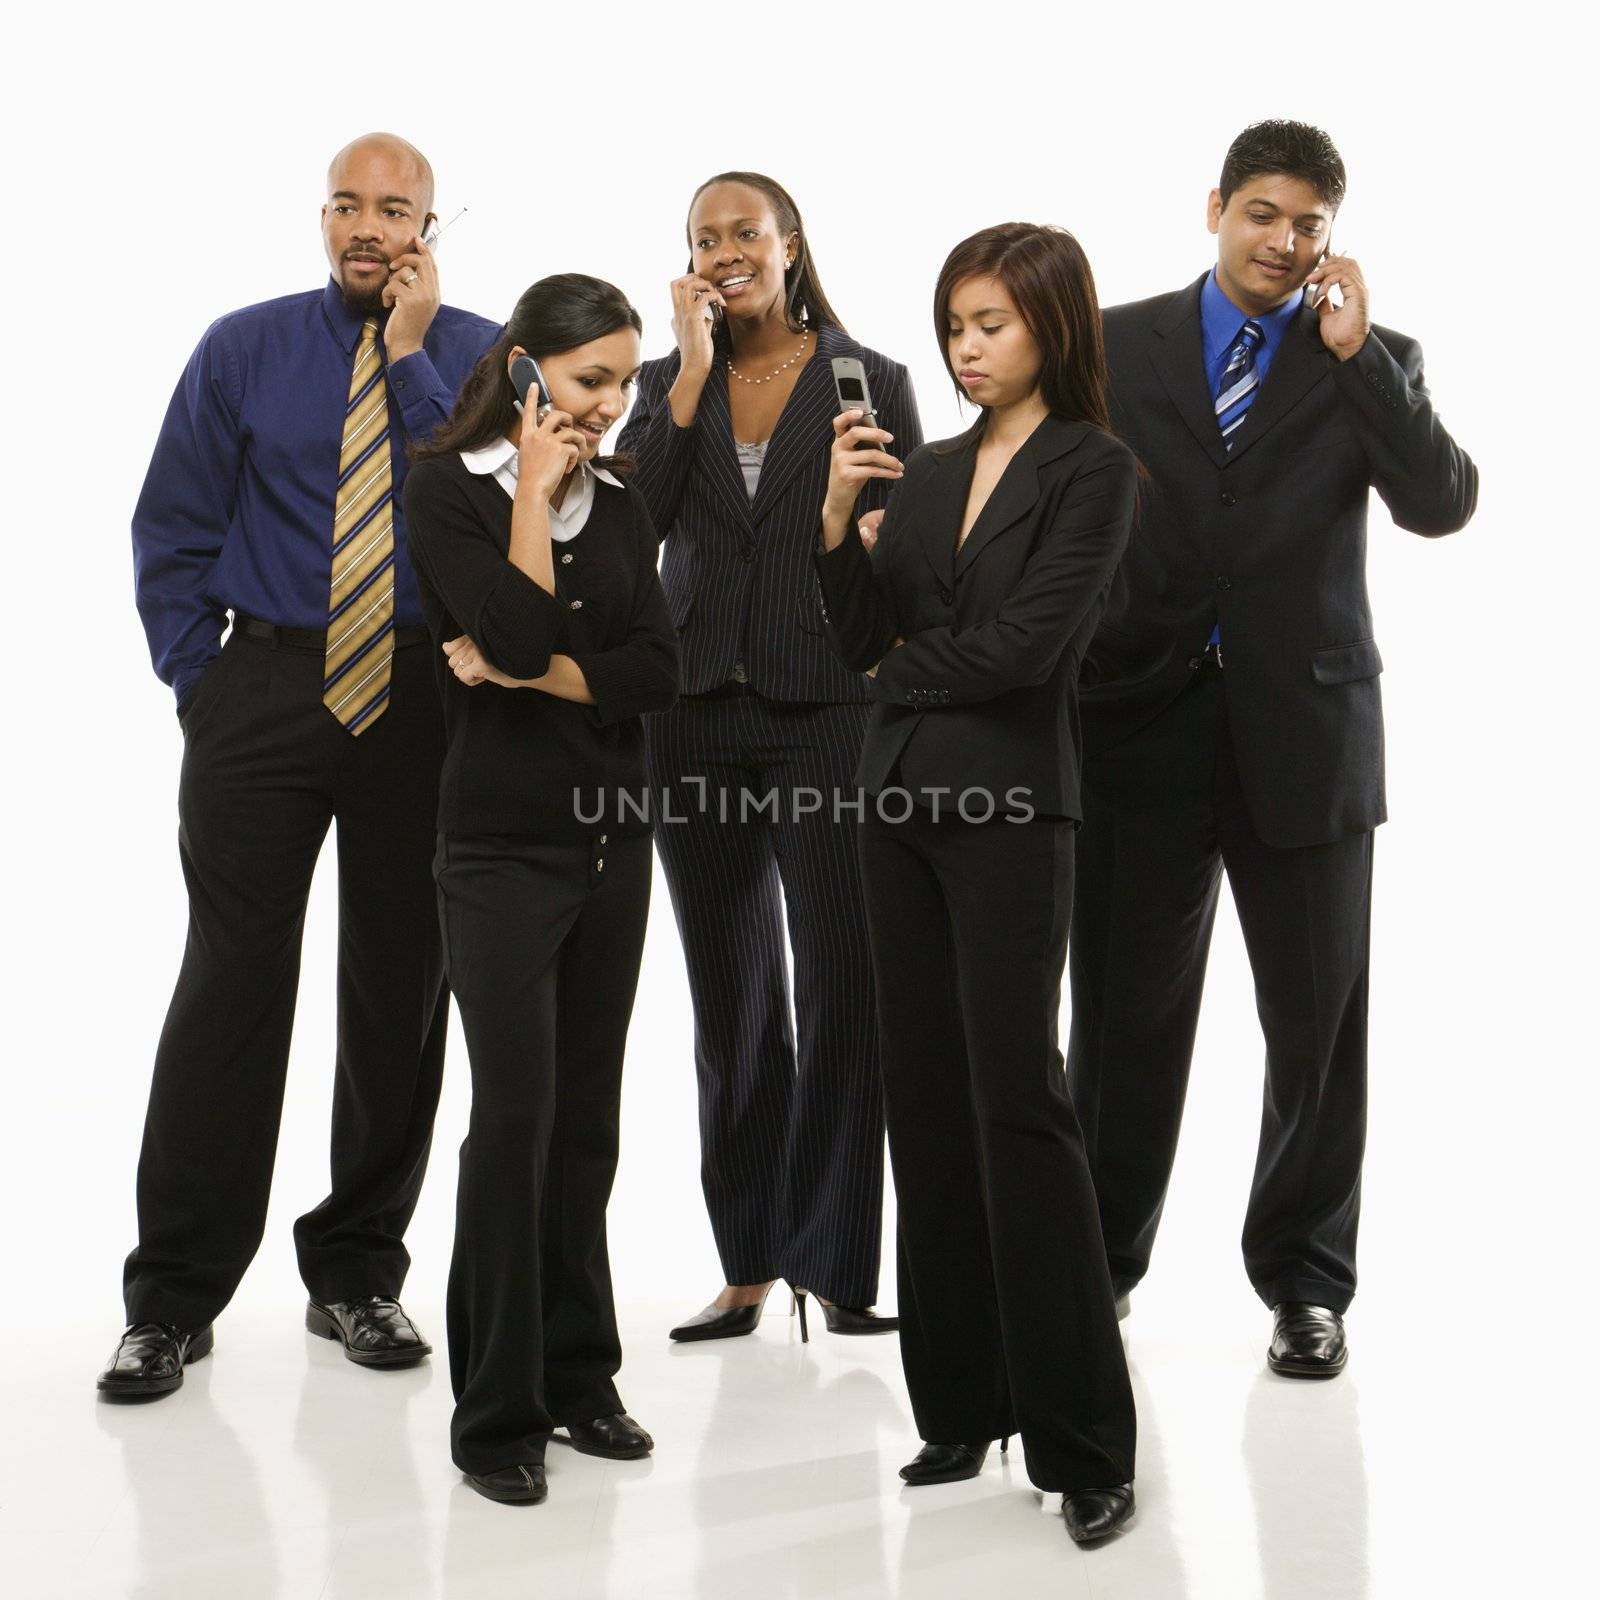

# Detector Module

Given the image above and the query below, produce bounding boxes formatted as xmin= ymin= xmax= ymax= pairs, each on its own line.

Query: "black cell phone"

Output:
xmin=509 ymin=354 xmax=552 ymax=420
xmin=831 ymin=357 xmax=880 ymax=445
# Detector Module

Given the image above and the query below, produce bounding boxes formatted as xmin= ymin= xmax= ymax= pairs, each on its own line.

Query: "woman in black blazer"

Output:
xmin=813 ymin=225 xmax=1139 ymax=1545
xmin=617 ymin=171 xmax=922 ymax=1342
xmin=402 ymin=276 xmax=679 ymax=1506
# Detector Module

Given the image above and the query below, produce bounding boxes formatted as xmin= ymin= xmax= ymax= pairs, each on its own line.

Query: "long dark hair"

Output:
xmin=411 ymin=273 xmax=642 ymax=470
xmin=933 ymin=223 xmax=1113 ymax=432
xmin=686 ymin=171 xmax=845 ymax=357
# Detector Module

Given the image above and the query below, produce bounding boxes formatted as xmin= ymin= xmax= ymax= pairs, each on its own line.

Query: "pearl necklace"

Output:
xmin=728 ymin=331 xmax=812 ymax=386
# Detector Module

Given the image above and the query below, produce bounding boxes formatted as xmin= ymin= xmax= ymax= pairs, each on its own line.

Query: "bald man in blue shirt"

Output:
xmin=101 ymin=133 xmax=499 ymax=1401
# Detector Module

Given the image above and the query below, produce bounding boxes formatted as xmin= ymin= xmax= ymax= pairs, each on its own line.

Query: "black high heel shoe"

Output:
xmin=898 ymin=1436 xmax=1011 ymax=1485
xmin=789 ymin=1286 xmax=900 ymax=1342
xmin=669 ymin=1283 xmax=775 ymax=1342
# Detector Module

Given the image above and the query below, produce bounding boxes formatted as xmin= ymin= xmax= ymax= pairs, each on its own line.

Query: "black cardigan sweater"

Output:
xmin=403 ymin=451 xmax=680 ymax=839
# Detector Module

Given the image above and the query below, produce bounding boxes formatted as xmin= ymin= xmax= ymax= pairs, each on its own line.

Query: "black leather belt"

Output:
xmin=233 ymin=613 xmax=429 ymax=651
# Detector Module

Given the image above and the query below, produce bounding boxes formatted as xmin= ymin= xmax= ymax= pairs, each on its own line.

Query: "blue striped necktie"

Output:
xmin=1208 ymin=319 xmax=1265 ymax=652
xmin=1214 ymin=319 xmax=1265 ymax=445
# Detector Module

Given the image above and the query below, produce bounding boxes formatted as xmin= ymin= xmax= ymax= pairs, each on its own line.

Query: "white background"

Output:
xmin=2 ymin=4 xmax=1593 ymax=1595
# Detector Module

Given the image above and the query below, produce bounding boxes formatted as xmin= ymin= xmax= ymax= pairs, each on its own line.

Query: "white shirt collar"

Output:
xmin=459 ymin=437 xmax=622 ymax=541
xmin=460 ymin=434 xmax=623 ymax=488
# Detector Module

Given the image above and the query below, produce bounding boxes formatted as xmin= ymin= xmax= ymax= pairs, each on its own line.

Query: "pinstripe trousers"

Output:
xmin=645 ymin=685 xmax=884 ymax=1306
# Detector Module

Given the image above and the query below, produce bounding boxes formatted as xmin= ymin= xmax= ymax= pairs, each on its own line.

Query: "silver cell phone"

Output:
xmin=509 ymin=354 xmax=553 ymax=421
xmin=1303 ymin=243 xmax=1336 ymax=311
xmin=831 ymin=357 xmax=880 ymax=444
xmin=421 ymin=206 xmax=467 ymax=250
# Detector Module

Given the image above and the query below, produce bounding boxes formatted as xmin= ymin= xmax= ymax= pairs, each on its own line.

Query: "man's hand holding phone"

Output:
xmin=519 ymin=405 xmax=586 ymax=496
xmin=1305 ymin=251 xmax=1370 ymax=362
xmin=383 ymin=233 xmax=441 ymax=361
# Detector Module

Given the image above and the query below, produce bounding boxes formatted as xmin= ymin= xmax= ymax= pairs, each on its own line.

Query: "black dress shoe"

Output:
xmin=97 ymin=1322 xmax=214 ymax=1400
xmin=1268 ymin=1303 xmax=1348 ymax=1377
xmin=556 ymin=1413 xmax=654 ymax=1460
xmin=898 ymin=1439 xmax=1002 ymax=1484
xmin=463 ymin=1462 xmax=548 ymax=1504
xmin=790 ymin=1288 xmax=899 ymax=1343
xmin=1062 ymin=1484 xmax=1135 ymax=1544
xmin=669 ymin=1300 xmax=765 ymax=1342
xmin=306 ymin=1297 xmax=431 ymax=1367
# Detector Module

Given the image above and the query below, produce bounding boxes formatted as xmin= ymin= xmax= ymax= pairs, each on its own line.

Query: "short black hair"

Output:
xmin=1219 ymin=120 xmax=1346 ymax=211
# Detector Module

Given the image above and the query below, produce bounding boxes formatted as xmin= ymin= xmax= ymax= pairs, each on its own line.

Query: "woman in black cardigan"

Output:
xmin=402 ymin=275 xmax=679 ymax=1506
xmin=812 ymin=225 xmax=1140 ymax=1545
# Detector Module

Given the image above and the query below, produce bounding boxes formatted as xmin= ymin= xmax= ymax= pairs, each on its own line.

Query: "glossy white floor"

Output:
xmin=0 ymin=1279 xmax=1568 ymax=1600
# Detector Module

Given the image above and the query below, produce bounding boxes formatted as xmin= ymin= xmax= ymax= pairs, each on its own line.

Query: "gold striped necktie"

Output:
xmin=323 ymin=317 xmax=395 ymax=733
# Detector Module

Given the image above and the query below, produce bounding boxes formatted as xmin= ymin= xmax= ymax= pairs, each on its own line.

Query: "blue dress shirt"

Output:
xmin=1199 ymin=264 xmax=1303 ymax=396
xmin=132 ymin=278 xmax=500 ymax=707
xmin=1200 ymin=267 xmax=1304 ymax=650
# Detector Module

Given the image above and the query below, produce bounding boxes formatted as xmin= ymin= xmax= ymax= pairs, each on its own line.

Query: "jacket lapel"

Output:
xmin=694 ymin=362 xmax=756 ymax=531
xmin=749 ymin=323 xmax=848 ymax=526
xmin=1220 ymin=305 xmax=1334 ymax=463
xmin=1148 ymin=274 xmax=1232 ymax=470
xmin=915 ymin=422 xmax=981 ymax=590
xmin=950 ymin=415 xmax=1089 ymax=582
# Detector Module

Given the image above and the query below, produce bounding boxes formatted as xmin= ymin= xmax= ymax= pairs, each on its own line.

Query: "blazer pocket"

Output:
xmin=795 ymin=586 xmax=825 ymax=635
xmin=1310 ymin=638 xmax=1384 ymax=685
xmin=660 ymin=545 xmax=697 ymax=630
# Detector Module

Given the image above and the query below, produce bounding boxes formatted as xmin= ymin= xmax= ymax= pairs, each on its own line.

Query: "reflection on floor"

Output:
xmin=1 ymin=1297 xmax=1413 ymax=1599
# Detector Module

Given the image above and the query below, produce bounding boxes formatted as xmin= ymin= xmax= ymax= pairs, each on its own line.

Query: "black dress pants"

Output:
xmin=123 ymin=627 xmax=449 ymax=1331
xmin=856 ymin=802 xmax=1136 ymax=1494
xmin=1067 ymin=660 xmax=1373 ymax=1312
xmin=435 ymin=828 xmax=651 ymax=1475
xmin=645 ymin=688 xmax=883 ymax=1306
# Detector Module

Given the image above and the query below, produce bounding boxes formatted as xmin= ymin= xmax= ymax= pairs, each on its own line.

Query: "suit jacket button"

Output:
xmin=939 ymin=585 xmax=953 ymax=604
xmin=561 ymin=552 xmax=574 ymax=564
xmin=570 ymin=599 xmax=584 ymax=609
xmin=740 ymin=544 xmax=755 ymax=562
xmin=1220 ymin=491 xmax=1237 ymax=507
xmin=1215 ymin=576 xmax=1231 ymax=590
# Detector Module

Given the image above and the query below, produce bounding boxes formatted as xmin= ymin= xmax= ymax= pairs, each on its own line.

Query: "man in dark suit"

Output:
xmin=1067 ymin=120 xmax=1477 ymax=1375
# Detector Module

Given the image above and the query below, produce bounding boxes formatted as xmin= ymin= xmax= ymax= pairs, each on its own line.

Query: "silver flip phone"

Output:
xmin=831 ymin=356 xmax=880 ymax=442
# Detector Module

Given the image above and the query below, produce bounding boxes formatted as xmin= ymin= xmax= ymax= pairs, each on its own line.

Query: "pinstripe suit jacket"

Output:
xmin=617 ymin=322 xmax=921 ymax=702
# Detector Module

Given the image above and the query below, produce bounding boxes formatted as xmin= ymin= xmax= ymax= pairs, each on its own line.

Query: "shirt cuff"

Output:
xmin=387 ymin=348 xmax=450 ymax=436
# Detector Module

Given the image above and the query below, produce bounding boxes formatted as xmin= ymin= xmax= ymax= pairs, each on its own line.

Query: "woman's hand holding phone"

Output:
xmin=820 ymin=409 xmax=902 ymax=548
xmin=669 ymin=274 xmax=725 ymax=374
xmin=519 ymin=405 xmax=586 ymax=497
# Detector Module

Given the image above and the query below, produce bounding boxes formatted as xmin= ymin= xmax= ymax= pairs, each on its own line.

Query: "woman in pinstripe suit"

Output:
xmin=617 ymin=171 xmax=922 ymax=1340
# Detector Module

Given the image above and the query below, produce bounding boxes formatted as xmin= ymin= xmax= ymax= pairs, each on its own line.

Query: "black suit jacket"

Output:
xmin=1081 ymin=273 xmax=1479 ymax=847
xmin=812 ymin=415 xmax=1137 ymax=821
xmin=618 ymin=322 xmax=921 ymax=702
